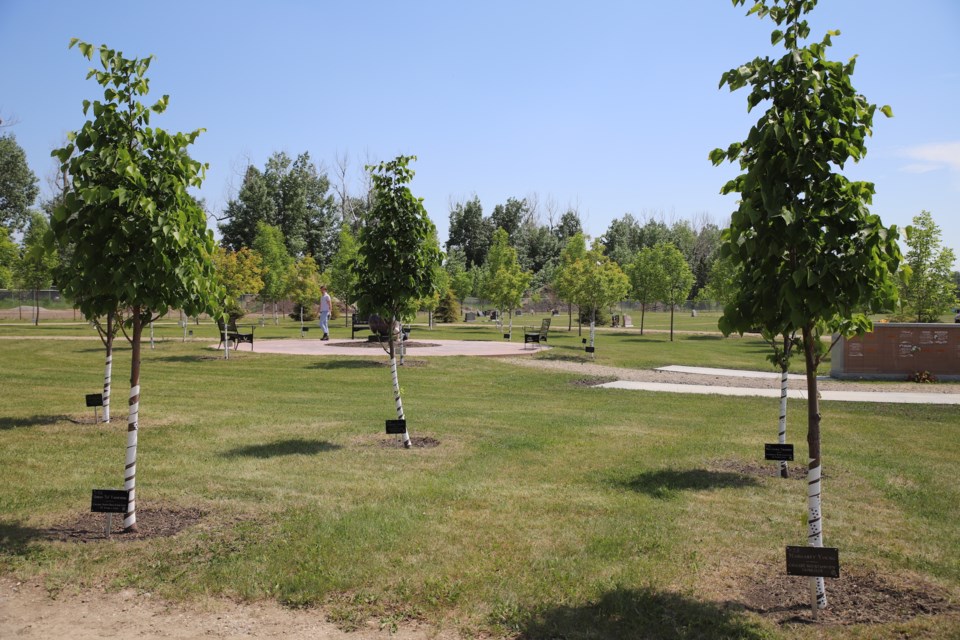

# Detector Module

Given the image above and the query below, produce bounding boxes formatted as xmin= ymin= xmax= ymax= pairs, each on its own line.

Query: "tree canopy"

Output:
xmin=0 ymin=134 xmax=39 ymax=232
xmin=899 ymin=210 xmax=957 ymax=322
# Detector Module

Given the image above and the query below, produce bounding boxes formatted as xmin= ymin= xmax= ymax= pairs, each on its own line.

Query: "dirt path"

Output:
xmin=0 ymin=578 xmax=447 ymax=640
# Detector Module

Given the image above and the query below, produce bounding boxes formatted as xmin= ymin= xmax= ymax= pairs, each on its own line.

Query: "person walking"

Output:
xmin=318 ymin=285 xmax=332 ymax=340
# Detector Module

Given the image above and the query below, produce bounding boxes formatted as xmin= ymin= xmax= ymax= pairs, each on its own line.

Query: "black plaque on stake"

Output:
xmin=91 ymin=489 xmax=129 ymax=513
xmin=582 ymin=338 xmax=587 ymax=344
xmin=585 ymin=346 xmax=595 ymax=353
xmin=85 ymin=393 xmax=104 ymax=407
xmin=385 ymin=419 xmax=407 ymax=434
xmin=764 ymin=443 xmax=794 ymax=461
xmin=785 ymin=546 xmax=839 ymax=578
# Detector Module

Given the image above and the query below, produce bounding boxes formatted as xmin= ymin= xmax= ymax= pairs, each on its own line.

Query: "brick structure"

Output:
xmin=831 ymin=323 xmax=960 ymax=381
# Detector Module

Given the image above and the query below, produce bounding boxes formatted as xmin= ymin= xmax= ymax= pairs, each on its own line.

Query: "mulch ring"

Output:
xmin=569 ymin=376 xmax=618 ymax=387
xmin=43 ymin=505 xmax=205 ymax=543
xmin=378 ymin=435 xmax=440 ymax=449
xmin=738 ymin=563 xmax=958 ymax=625
xmin=709 ymin=458 xmax=812 ymax=481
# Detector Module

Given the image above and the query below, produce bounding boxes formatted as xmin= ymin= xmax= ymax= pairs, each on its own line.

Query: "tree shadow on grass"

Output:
xmin=0 ymin=415 xmax=68 ymax=430
xmin=620 ymin=469 xmax=760 ymax=498
xmin=223 ymin=438 xmax=342 ymax=458
xmin=308 ymin=359 xmax=383 ymax=370
xmin=514 ymin=587 xmax=767 ymax=640
xmin=0 ymin=520 xmax=43 ymax=554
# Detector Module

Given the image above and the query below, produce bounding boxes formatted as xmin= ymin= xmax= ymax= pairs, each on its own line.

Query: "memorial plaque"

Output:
xmin=764 ymin=443 xmax=794 ymax=461
xmin=582 ymin=338 xmax=587 ymax=344
xmin=85 ymin=393 xmax=104 ymax=407
xmin=503 ymin=333 xmax=511 ymax=339
xmin=385 ymin=419 xmax=407 ymax=434
xmin=785 ymin=545 xmax=839 ymax=578
xmin=91 ymin=489 xmax=129 ymax=513
xmin=585 ymin=346 xmax=595 ymax=353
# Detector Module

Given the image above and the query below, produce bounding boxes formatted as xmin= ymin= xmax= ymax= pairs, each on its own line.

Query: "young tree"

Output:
xmin=0 ymin=134 xmax=40 ymax=232
xmin=553 ymin=232 xmax=587 ymax=331
xmin=213 ymin=247 xmax=264 ymax=321
xmin=899 ymin=211 xmax=957 ymax=322
xmin=482 ymin=227 xmax=532 ymax=338
xmin=711 ymin=0 xmax=902 ymax=608
xmin=14 ymin=211 xmax=57 ymax=325
xmin=286 ymin=255 xmax=323 ymax=329
xmin=327 ymin=223 xmax=359 ymax=327
xmin=570 ymin=240 xmax=629 ymax=357
xmin=49 ymin=40 xmax=222 ymax=532
xmin=657 ymin=242 xmax=696 ymax=342
xmin=251 ymin=222 xmax=291 ymax=324
xmin=627 ymin=245 xmax=665 ymax=335
xmin=353 ymin=156 xmax=442 ymax=448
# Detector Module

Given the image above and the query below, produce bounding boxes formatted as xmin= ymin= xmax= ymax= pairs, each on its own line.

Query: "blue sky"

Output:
xmin=2 ymin=1 xmax=958 ymax=263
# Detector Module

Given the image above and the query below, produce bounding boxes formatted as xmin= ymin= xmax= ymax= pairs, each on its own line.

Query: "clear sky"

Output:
xmin=2 ymin=1 xmax=958 ymax=263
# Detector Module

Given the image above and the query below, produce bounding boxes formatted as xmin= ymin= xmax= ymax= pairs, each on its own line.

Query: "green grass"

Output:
xmin=0 ymin=335 xmax=958 ymax=638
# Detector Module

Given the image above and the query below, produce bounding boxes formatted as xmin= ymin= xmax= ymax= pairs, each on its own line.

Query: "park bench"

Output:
xmin=523 ymin=318 xmax=551 ymax=349
xmin=351 ymin=313 xmax=370 ymax=339
xmin=216 ymin=318 xmax=255 ymax=351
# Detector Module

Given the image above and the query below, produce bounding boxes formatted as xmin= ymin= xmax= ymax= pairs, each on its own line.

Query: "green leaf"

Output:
xmin=880 ymin=105 xmax=893 ymax=118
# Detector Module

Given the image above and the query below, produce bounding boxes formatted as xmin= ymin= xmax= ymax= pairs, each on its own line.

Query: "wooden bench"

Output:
xmin=216 ymin=318 xmax=255 ymax=350
xmin=351 ymin=313 xmax=370 ymax=339
xmin=523 ymin=318 xmax=551 ymax=349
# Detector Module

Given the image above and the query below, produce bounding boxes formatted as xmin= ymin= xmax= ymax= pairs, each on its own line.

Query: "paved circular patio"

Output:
xmin=224 ymin=338 xmax=546 ymax=357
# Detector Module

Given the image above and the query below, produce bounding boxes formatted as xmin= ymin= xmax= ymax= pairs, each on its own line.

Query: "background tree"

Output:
xmin=353 ymin=156 xmax=442 ymax=449
xmin=601 ymin=213 xmax=641 ymax=265
xmin=14 ymin=211 xmax=57 ymax=325
xmin=327 ymin=223 xmax=359 ymax=327
xmin=696 ymin=253 xmax=740 ymax=311
xmin=49 ymin=39 xmax=222 ymax=532
xmin=553 ymin=209 xmax=583 ymax=244
xmin=657 ymin=242 xmax=695 ymax=342
xmin=711 ymin=0 xmax=902 ymax=608
xmin=553 ymin=231 xmax=587 ymax=331
xmin=0 ymin=226 xmax=18 ymax=288
xmin=490 ymin=197 xmax=529 ymax=244
xmin=251 ymin=222 xmax=291 ymax=324
xmin=627 ymin=245 xmax=666 ymax=335
xmin=0 ymin=134 xmax=39 ymax=232
xmin=570 ymin=240 xmax=630 ymax=357
xmin=219 ymin=151 xmax=339 ymax=262
xmin=444 ymin=247 xmax=473 ymax=308
xmin=446 ymin=196 xmax=491 ymax=268
xmin=213 ymin=247 xmax=264 ymax=321
xmin=899 ymin=210 xmax=957 ymax=322
xmin=286 ymin=255 xmax=322 ymax=328
xmin=482 ymin=227 xmax=532 ymax=338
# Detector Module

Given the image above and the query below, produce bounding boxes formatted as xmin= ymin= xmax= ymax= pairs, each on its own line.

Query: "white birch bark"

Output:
xmin=508 ymin=311 xmax=513 ymax=339
xmin=123 ymin=383 xmax=139 ymax=530
xmin=807 ymin=460 xmax=827 ymax=608
xmin=778 ymin=369 xmax=788 ymax=478
xmin=102 ymin=349 xmax=112 ymax=423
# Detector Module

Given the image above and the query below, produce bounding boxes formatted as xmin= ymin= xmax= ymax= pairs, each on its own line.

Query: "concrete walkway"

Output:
xmin=598 ymin=367 xmax=960 ymax=405
xmin=223 ymin=338 xmax=546 ymax=358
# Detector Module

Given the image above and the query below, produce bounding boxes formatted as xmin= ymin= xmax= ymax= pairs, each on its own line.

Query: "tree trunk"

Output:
xmin=124 ymin=311 xmax=143 ymax=533
xmin=778 ymin=367 xmax=788 ymax=479
xmin=589 ymin=308 xmax=596 ymax=360
xmin=640 ymin=302 xmax=646 ymax=336
xmin=802 ymin=324 xmax=826 ymax=609
xmin=669 ymin=302 xmax=675 ymax=341
xmin=567 ymin=302 xmax=572 ymax=331
xmin=33 ymin=289 xmax=39 ymax=326
xmin=508 ymin=310 xmax=513 ymax=339
xmin=222 ymin=316 xmax=230 ymax=360
xmin=388 ymin=332 xmax=411 ymax=449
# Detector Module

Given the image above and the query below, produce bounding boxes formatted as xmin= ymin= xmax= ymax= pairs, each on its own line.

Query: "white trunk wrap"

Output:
xmin=390 ymin=356 xmax=410 ymax=447
xmin=589 ymin=320 xmax=596 ymax=359
xmin=124 ymin=384 xmax=140 ymax=529
xmin=807 ymin=460 xmax=826 ymax=608
xmin=778 ymin=370 xmax=788 ymax=476
xmin=102 ymin=353 xmax=112 ymax=423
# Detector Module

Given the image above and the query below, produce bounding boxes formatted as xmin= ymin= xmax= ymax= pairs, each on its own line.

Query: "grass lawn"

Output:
xmin=0 ymin=331 xmax=958 ymax=638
